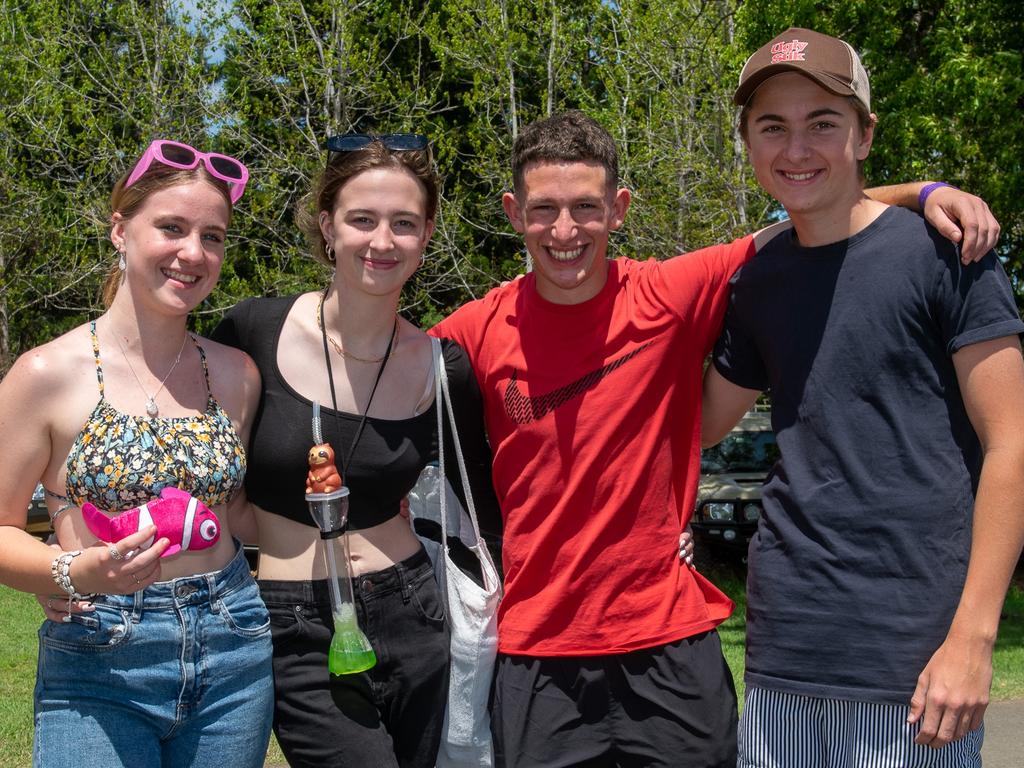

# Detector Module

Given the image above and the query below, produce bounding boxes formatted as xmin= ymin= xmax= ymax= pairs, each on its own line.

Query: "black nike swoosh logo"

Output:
xmin=503 ymin=342 xmax=654 ymax=424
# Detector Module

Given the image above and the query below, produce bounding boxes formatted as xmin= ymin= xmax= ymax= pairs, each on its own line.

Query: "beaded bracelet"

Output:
xmin=50 ymin=550 xmax=83 ymax=595
xmin=50 ymin=550 xmax=85 ymax=621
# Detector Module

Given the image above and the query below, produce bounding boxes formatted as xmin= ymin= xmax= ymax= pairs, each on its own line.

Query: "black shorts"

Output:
xmin=491 ymin=630 xmax=737 ymax=768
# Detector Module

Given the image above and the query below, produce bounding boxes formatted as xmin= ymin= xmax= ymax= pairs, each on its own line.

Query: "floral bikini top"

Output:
xmin=56 ymin=322 xmax=246 ymax=513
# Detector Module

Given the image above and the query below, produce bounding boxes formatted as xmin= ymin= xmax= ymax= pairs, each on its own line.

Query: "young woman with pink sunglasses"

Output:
xmin=0 ymin=140 xmax=274 ymax=767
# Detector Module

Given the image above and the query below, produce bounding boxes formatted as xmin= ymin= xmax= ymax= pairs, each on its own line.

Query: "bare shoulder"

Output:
xmin=2 ymin=323 xmax=95 ymax=399
xmin=198 ymin=335 xmax=259 ymax=382
xmin=0 ymin=323 xmax=99 ymax=496
xmin=398 ymin=317 xmax=433 ymax=367
xmin=196 ymin=334 xmax=261 ymax=427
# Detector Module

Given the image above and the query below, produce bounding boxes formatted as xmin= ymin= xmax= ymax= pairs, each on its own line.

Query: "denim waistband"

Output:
xmin=93 ymin=540 xmax=254 ymax=612
xmin=259 ymin=546 xmax=433 ymax=605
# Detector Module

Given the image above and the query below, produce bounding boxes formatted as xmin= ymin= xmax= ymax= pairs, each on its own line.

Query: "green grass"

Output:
xmin=991 ymin=584 xmax=1024 ymax=700
xmin=2 ymin=572 xmax=1022 ymax=767
xmin=700 ymin=558 xmax=749 ymax=703
xmin=0 ymin=586 xmax=40 ymax=768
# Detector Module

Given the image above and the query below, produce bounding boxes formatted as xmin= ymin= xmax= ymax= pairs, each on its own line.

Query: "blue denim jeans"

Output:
xmin=33 ymin=542 xmax=274 ymax=768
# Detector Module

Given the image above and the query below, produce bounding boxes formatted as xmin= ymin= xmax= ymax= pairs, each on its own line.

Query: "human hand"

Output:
xmin=923 ymin=187 xmax=1001 ymax=264
xmin=70 ymin=526 xmax=170 ymax=597
xmin=907 ymin=632 xmax=992 ymax=748
xmin=679 ymin=530 xmax=694 ymax=568
xmin=37 ymin=592 xmax=95 ymax=622
xmin=499 ymin=273 xmax=526 ymax=288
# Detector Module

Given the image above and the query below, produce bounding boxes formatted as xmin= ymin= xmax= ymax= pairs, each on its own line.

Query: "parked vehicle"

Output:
xmin=692 ymin=411 xmax=777 ymax=556
xmin=26 ymin=483 xmax=52 ymax=540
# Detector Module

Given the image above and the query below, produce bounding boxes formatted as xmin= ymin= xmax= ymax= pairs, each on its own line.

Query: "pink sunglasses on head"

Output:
xmin=124 ymin=140 xmax=249 ymax=204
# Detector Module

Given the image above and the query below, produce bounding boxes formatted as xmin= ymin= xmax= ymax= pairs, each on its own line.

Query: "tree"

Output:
xmin=0 ymin=0 xmax=219 ymax=367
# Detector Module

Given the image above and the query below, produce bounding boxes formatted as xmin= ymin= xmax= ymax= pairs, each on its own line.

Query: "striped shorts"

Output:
xmin=738 ymin=685 xmax=983 ymax=768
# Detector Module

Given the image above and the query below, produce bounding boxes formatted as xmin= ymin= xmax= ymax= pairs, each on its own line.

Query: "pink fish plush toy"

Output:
xmin=81 ymin=486 xmax=220 ymax=557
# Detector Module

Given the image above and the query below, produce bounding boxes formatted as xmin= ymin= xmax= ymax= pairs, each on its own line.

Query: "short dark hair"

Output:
xmin=297 ymin=140 xmax=439 ymax=266
xmin=511 ymin=110 xmax=618 ymax=195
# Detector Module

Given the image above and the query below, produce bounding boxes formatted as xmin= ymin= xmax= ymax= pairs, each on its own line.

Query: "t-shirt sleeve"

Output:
xmin=712 ymin=270 xmax=770 ymax=391
xmin=209 ymin=299 xmax=252 ymax=352
xmin=647 ymin=235 xmax=756 ymax=355
xmin=440 ymin=339 xmax=502 ymax=540
xmin=932 ymin=246 xmax=1024 ymax=355
xmin=430 ymin=302 xmax=477 ymax=349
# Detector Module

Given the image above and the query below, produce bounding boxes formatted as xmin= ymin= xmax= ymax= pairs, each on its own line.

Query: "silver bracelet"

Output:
xmin=49 ymin=502 xmax=73 ymax=523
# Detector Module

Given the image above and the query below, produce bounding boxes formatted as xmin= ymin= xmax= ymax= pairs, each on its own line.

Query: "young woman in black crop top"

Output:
xmin=212 ymin=136 xmax=500 ymax=768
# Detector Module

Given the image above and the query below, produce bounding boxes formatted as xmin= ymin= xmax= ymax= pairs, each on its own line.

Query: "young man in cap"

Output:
xmin=703 ymin=27 xmax=1024 ymax=766
xmin=431 ymin=104 xmax=999 ymax=765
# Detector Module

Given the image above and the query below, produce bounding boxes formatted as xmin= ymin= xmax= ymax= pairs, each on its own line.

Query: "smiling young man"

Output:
xmin=702 ymin=28 xmax=1024 ymax=767
xmin=430 ymin=107 xmax=1003 ymax=766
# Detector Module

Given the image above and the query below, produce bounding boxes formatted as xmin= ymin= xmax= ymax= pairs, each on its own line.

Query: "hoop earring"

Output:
xmin=117 ymin=248 xmax=126 ymax=272
xmin=418 ymin=254 xmax=425 ymax=267
xmin=325 ymin=242 xmax=335 ymax=263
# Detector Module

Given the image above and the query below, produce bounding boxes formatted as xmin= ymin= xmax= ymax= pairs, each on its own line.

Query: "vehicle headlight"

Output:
xmin=742 ymin=503 xmax=761 ymax=522
xmin=703 ymin=502 xmax=734 ymax=522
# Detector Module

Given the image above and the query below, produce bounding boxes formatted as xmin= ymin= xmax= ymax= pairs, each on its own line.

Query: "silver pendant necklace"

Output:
xmin=115 ymin=332 xmax=189 ymax=417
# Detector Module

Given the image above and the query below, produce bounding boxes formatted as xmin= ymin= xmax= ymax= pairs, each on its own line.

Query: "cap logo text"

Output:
xmin=770 ymin=39 xmax=808 ymax=63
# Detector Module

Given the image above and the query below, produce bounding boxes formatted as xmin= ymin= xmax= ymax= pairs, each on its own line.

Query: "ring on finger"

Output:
xmin=46 ymin=598 xmax=53 ymax=610
xmin=109 ymin=545 xmax=124 ymax=561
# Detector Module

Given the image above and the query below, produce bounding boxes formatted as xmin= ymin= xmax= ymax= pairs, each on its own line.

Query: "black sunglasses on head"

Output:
xmin=324 ymin=133 xmax=429 ymax=154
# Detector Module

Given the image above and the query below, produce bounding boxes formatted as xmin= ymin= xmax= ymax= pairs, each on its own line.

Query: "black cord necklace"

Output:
xmin=319 ymin=293 xmax=398 ymax=478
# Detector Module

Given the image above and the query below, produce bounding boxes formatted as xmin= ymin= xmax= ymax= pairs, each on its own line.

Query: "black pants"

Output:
xmin=491 ymin=630 xmax=738 ymax=768
xmin=260 ymin=547 xmax=450 ymax=768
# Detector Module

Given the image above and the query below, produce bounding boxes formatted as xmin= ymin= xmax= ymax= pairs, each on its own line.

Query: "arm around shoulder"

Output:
xmin=865 ymin=182 xmax=1000 ymax=263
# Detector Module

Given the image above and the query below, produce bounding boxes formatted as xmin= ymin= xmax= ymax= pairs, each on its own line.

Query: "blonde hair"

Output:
xmin=101 ymin=163 xmax=233 ymax=307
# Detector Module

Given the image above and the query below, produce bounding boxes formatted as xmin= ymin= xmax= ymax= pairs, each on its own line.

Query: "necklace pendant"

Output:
xmin=145 ymin=398 xmax=159 ymax=418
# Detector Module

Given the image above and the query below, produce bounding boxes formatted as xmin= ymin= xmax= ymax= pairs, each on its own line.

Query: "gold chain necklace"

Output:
xmin=316 ymin=290 xmax=398 ymax=364
xmin=114 ymin=332 xmax=189 ymax=418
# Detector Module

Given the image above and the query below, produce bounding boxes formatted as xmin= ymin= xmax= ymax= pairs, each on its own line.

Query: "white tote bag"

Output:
xmin=408 ymin=337 xmax=502 ymax=767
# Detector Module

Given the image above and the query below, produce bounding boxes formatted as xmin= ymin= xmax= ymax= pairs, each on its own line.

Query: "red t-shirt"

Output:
xmin=432 ymin=238 xmax=754 ymax=656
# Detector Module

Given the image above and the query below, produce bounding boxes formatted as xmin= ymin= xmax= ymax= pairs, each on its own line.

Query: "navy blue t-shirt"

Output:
xmin=714 ymin=206 xmax=1024 ymax=703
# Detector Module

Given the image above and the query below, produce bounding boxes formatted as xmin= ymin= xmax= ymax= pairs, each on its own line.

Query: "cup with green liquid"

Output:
xmin=306 ymin=487 xmax=377 ymax=675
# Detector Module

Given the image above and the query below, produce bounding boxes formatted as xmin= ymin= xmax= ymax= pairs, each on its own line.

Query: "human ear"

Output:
xmin=856 ymin=114 xmax=878 ymax=161
xmin=502 ymin=192 xmax=526 ymax=234
xmin=609 ymin=188 xmax=632 ymax=231
xmin=110 ymin=212 xmax=126 ymax=251
xmin=421 ymin=218 xmax=436 ymax=249
xmin=318 ymin=210 xmax=335 ymax=245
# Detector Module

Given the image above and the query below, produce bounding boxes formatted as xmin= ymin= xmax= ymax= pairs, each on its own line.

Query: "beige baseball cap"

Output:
xmin=734 ymin=27 xmax=871 ymax=112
